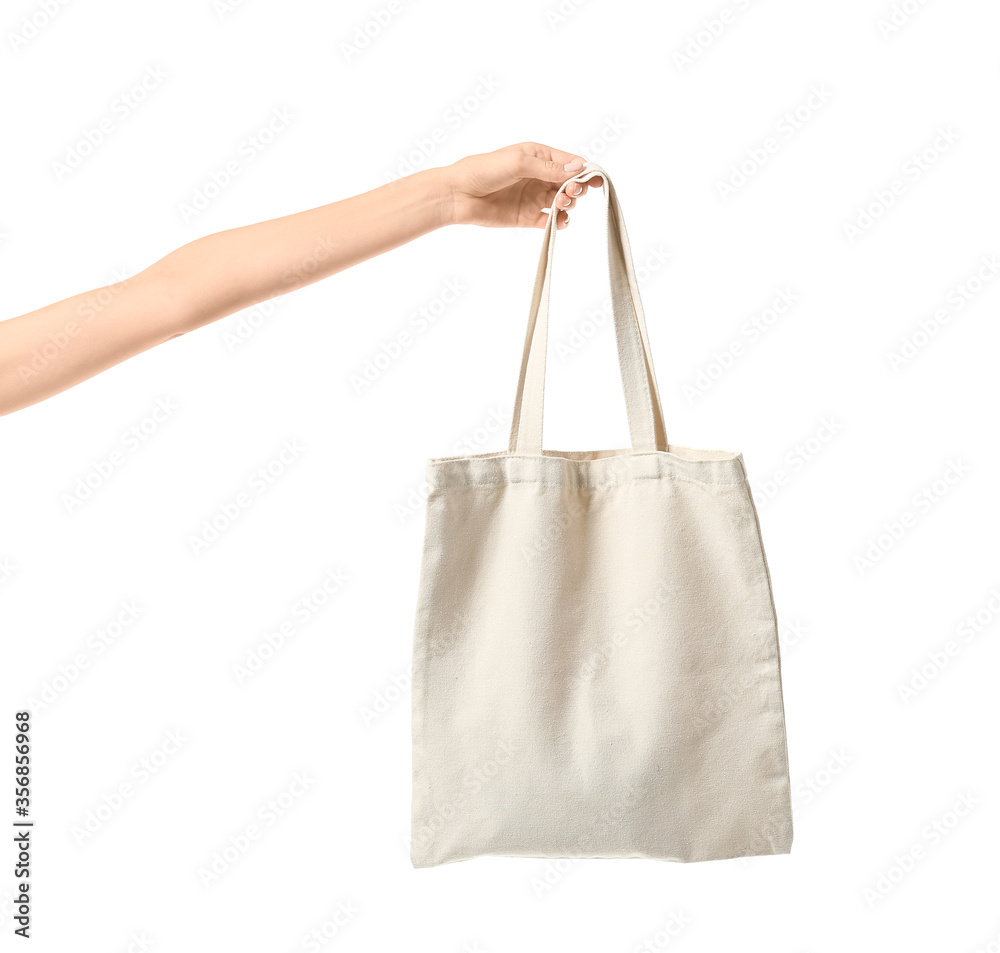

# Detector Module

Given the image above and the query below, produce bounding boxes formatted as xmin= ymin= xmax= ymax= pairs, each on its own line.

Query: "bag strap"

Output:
xmin=507 ymin=162 xmax=668 ymax=454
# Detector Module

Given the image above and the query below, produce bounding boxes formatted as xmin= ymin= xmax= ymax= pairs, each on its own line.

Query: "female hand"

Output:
xmin=445 ymin=142 xmax=604 ymax=230
xmin=1 ymin=141 xmax=602 ymax=414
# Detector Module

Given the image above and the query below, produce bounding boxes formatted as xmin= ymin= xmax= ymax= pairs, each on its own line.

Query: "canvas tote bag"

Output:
xmin=410 ymin=161 xmax=792 ymax=867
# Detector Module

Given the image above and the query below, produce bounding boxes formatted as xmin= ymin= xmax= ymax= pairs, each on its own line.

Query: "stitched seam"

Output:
xmin=430 ymin=474 xmax=744 ymax=489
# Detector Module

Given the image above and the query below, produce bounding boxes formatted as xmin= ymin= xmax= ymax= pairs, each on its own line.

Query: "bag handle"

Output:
xmin=507 ymin=162 xmax=668 ymax=454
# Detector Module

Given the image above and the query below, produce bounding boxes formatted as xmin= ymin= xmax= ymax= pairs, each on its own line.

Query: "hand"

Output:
xmin=444 ymin=142 xmax=604 ymax=229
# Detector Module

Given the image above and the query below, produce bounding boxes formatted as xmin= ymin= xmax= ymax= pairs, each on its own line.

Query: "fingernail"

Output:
xmin=564 ymin=160 xmax=584 ymax=172
xmin=569 ymin=184 xmax=582 ymax=195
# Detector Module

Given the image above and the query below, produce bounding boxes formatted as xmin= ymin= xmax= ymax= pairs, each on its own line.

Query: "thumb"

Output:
xmin=515 ymin=153 xmax=586 ymax=185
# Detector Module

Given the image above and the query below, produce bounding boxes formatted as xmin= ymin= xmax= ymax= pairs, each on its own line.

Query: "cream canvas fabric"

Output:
xmin=410 ymin=162 xmax=792 ymax=868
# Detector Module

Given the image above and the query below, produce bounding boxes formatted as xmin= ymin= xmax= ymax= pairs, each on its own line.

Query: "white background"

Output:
xmin=2 ymin=0 xmax=999 ymax=949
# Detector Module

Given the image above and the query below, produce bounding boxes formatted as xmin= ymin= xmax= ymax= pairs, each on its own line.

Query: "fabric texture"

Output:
xmin=410 ymin=162 xmax=793 ymax=867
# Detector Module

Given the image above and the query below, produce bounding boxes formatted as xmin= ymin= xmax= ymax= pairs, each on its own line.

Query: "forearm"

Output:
xmin=152 ymin=166 xmax=453 ymax=330
xmin=0 ymin=167 xmax=453 ymax=415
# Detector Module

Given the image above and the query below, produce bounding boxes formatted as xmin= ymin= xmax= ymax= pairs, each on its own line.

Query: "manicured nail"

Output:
xmin=569 ymin=184 xmax=582 ymax=195
xmin=564 ymin=160 xmax=584 ymax=172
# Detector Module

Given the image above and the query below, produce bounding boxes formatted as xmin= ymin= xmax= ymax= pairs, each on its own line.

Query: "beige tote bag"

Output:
xmin=410 ymin=161 xmax=792 ymax=868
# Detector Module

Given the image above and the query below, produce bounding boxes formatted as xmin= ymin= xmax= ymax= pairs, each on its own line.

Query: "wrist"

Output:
xmin=425 ymin=163 xmax=459 ymax=227
xmin=375 ymin=166 xmax=455 ymax=235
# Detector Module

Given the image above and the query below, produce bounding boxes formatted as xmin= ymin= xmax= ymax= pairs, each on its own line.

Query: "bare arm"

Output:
xmin=1 ymin=142 xmax=601 ymax=415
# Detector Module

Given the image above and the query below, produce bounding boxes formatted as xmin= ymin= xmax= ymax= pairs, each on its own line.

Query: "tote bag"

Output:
xmin=410 ymin=161 xmax=792 ymax=867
